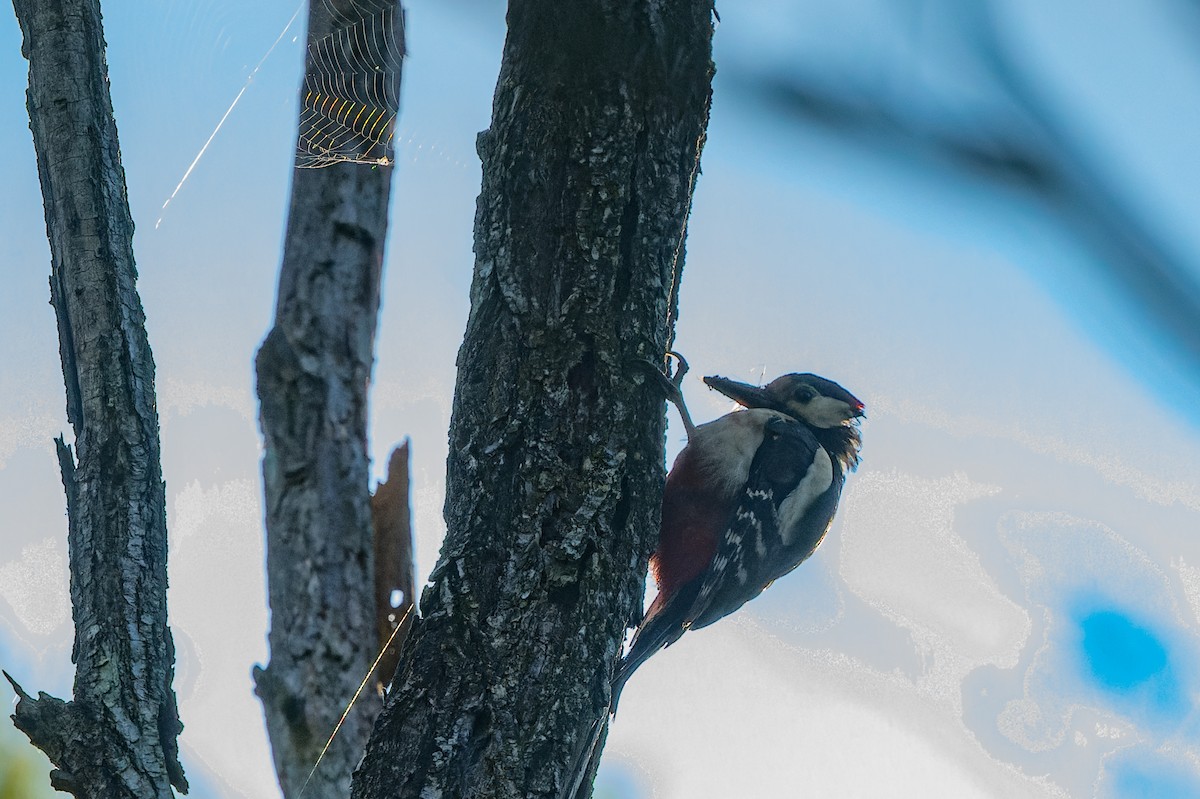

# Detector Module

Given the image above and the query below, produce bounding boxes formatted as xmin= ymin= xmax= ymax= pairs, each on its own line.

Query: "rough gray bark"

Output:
xmin=7 ymin=1 xmax=187 ymax=796
xmin=351 ymin=3 xmax=715 ymax=798
xmin=252 ymin=1 xmax=404 ymax=796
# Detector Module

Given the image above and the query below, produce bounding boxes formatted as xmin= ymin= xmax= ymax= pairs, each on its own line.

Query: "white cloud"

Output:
xmin=872 ymin=395 xmax=1200 ymax=512
xmin=0 ymin=412 xmax=61 ymax=469
xmin=838 ymin=470 xmax=1030 ymax=711
xmin=609 ymin=620 xmax=1066 ymax=799
xmin=159 ymin=378 xmax=255 ymax=423
xmin=0 ymin=537 xmax=69 ymax=637
xmin=994 ymin=512 xmax=1199 ymax=790
xmin=168 ymin=478 xmax=276 ymax=798
xmin=1172 ymin=557 xmax=1200 ymax=629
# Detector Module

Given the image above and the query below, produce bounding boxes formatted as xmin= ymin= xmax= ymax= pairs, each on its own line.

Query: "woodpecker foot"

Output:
xmin=665 ymin=350 xmax=689 ymax=390
xmin=629 ymin=351 xmax=697 ymax=439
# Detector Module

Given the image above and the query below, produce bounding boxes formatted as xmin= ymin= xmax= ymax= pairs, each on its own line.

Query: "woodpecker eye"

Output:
xmin=794 ymin=385 xmax=817 ymax=402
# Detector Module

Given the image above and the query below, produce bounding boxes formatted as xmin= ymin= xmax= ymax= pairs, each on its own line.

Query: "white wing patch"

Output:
xmin=778 ymin=446 xmax=833 ymax=545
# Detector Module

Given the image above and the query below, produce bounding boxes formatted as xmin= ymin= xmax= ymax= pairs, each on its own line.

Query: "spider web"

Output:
xmin=297 ymin=0 xmax=405 ymax=168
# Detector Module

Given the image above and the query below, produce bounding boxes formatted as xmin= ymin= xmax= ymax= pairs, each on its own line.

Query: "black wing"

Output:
xmin=615 ymin=417 xmax=829 ymax=691
xmin=687 ymin=417 xmax=823 ymax=630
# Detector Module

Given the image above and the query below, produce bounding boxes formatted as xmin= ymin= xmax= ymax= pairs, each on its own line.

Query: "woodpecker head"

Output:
xmin=703 ymin=373 xmax=865 ymax=429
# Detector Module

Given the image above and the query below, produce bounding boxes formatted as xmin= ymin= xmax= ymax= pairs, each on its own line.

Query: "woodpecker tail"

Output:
xmin=614 ymin=579 xmax=700 ymax=698
xmin=560 ymin=643 xmax=641 ymax=799
xmin=560 ymin=714 xmax=609 ymax=799
xmin=561 ymin=584 xmax=698 ymax=799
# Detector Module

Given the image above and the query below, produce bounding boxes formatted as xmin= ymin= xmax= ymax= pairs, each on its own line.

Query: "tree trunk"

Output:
xmin=7 ymin=1 xmax=187 ymax=796
xmin=252 ymin=1 xmax=405 ymax=795
xmin=351 ymin=3 xmax=715 ymax=798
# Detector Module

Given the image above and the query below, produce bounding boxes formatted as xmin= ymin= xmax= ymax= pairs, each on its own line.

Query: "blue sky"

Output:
xmin=2 ymin=2 xmax=1200 ymax=797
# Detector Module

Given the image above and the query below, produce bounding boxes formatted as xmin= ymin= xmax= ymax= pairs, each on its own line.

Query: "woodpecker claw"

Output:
xmin=629 ymin=351 xmax=698 ymax=440
xmin=666 ymin=350 xmax=690 ymax=389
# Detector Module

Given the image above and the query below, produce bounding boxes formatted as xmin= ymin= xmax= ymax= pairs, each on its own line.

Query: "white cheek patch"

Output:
xmin=778 ymin=447 xmax=833 ymax=544
xmin=795 ymin=396 xmax=853 ymax=428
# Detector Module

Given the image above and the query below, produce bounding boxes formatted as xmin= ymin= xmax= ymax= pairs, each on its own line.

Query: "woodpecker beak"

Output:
xmin=703 ymin=376 xmax=776 ymax=411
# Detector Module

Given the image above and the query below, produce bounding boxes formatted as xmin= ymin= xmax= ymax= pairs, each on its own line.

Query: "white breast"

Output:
xmin=689 ymin=409 xmax=786 ymax=498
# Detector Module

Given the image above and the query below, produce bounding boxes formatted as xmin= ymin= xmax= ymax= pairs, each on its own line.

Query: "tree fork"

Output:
xmin=351 ymin=3 xmax=715 ymax=798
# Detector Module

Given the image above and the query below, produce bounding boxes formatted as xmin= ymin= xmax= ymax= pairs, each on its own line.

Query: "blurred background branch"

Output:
xmin=725 ymin=0 xmax=1200 ymax=398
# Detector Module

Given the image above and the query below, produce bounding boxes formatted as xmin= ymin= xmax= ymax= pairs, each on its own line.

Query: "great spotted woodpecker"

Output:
xmin=616 ymin=370 xmax=864 ymax=691
xmin=561 ymin=366 xmax=865 ymax=799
